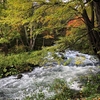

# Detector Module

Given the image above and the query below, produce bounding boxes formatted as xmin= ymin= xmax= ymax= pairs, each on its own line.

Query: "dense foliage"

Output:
xmin=0 ymin=0 xmax=94 ymax=53
xmin=0 ymin=49 xmax=46 ymax=77
xmin=0 ymin=46 xmax=63 ymax=78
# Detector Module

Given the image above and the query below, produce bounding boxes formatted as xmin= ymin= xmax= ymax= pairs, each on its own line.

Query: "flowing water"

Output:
xmin=0 ymin=50 xmax=100 ymax=100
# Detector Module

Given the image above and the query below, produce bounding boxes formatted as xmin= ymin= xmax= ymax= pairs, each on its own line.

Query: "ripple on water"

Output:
xmin=0 ymin=50 xmax=100 ymax=99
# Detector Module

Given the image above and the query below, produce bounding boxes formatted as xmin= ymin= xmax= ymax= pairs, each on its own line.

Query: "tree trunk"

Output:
xmin=93 ymin=1 xmax=100 ymax=59
xmin=82 ymin=1 xmax=100 ymax=59
xmin=2 ymin=43 xmax=8 ymax=56
xmin=94 ymin=1 xmax=100 ymax=29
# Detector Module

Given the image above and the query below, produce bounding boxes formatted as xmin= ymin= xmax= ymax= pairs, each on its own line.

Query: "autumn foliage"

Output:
xmin=66 ymin=17 xmax=84 ymax=35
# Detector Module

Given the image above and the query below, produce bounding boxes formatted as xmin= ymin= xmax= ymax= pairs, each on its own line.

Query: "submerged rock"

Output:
xmin=0 ymin=92 xmax=7 ymax=100
xmin=16 ymin=74 xmax=23 ymax=79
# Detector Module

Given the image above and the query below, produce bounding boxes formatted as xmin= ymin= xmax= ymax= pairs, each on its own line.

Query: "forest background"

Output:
xmin=0 ymin=0 xmax=100 ymax=77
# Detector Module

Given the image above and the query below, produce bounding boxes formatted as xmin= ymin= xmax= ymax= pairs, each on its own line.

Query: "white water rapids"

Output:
xmin=0 ymin=50 xmax=100 ymax=100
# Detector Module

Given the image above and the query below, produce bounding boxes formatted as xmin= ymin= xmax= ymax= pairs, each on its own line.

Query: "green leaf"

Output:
xmin=3 ymin=68 xmax=7 ymax=72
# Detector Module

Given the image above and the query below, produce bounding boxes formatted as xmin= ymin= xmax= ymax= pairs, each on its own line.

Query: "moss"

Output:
xmin=75 ymin=56 xmax=86 ymax=65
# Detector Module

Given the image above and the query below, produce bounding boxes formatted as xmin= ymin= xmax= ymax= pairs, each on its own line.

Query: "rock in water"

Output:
xmin=17 ymin=74 xmax=23 ymax=79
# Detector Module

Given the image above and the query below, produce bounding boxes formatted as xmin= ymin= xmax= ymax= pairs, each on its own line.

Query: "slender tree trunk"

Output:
xmin=29 ymin=24 xmax=37 ymax=50
xmin=24 ymin=26 xmax=29 ymax=46
xmin=2 ymin=43 xmax=8 ymax=56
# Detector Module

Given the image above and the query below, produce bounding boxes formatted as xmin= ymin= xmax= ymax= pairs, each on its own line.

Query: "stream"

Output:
xmin=0 ymin=50 xmax=100 ymax=100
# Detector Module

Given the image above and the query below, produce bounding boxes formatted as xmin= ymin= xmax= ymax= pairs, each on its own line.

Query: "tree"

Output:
xmin=0 ymin=0 xmax=77 ymax=52
xmin=47 ymin=0 xmax=100 ymax=58
xmin=1 ymin=0 xmax=100 ymax=58
xmin=0 ymin=0 xmax=36 ymax=51
xmin=41 ymin=0 xmax=100 ymax=58
xmin=1 ymin=0 xmax=67 ymax=51
xmin=80 ymin=0 xmax=100 ymax=58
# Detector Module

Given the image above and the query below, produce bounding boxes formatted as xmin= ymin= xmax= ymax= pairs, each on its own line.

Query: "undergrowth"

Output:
xmin=0 ymin=46 xmax=63 ymax=78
